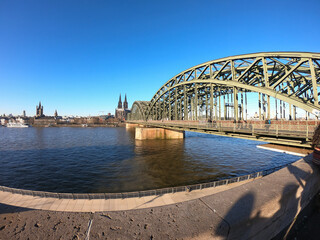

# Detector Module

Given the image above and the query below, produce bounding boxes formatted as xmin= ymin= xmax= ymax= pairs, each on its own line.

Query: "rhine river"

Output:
xmin=0 ymin=127 xmax=300 ymax=193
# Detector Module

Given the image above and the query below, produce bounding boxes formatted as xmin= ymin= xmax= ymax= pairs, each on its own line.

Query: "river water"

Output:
xmin=0 ymin=127 xmax=300 ymax=193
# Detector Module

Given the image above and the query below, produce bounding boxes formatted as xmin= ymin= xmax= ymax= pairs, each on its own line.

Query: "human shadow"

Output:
xmin=281 ymin=157 xmax=320 ymax=239
xmin=214 ymin=184 xmax=299 ymax=240
xmin=214 ymin=154 xmax=318 ymax=239
xmin=0 ymin=202 xmax=32 ymax=215
xmin=133 ymin=194 xmax=164 ymax=209
xmin=214 ymin=192 xmax=255 ymax=239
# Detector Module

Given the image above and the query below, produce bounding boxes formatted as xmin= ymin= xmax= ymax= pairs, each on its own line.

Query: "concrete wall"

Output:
xmin=135 ymin=127 xmax=184 ymax=140
xmin=125 ymin=123 xmax=139 ymax=128
xmin=201 ymin=155 xmax=320 ymax=239
xmin=0 ymin=154 xmax=319 ymax=239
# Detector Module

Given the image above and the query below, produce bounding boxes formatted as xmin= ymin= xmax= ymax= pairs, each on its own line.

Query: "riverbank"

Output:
xmin=31 ymin=123 xmax=126 ymax=128
xmin=1 ymin=154 xmax=319 ymax=239
xmin=258 ymin=143 xmax=313 ymax=155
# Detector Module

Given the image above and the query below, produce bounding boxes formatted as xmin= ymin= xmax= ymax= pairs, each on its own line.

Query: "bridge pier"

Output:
xmin=135 ymin=127 xmax=184 ymax=140
xmin=125 ymin=123 xmax=139 ymax=129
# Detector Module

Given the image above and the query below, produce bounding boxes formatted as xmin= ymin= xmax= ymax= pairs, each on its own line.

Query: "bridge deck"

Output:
xmin=128 ymin=121 xmax=314 ymax=148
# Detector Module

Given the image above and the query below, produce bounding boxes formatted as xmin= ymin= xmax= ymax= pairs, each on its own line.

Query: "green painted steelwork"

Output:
xmin=141 ymin=52 xmax=320 ymax=121
xmin=127 ymin=101 xmax=150 ymax=121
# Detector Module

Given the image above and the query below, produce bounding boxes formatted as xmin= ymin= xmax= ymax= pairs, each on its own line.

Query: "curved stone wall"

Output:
xmin=0 ymin=155 xmax=319 ymax=239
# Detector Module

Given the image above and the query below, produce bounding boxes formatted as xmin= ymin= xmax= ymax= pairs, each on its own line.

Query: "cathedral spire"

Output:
xmin=118 ymin=94 xmax=122 ymax=109
xmin=124 ymin=94 xmax=128 ymax=109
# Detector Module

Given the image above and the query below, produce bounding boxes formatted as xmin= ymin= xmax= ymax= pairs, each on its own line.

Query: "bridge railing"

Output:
xmin=0 ymin=162 xmax=296 ymax=199
xmin=142 ymin=120 xmax=318 ymax=139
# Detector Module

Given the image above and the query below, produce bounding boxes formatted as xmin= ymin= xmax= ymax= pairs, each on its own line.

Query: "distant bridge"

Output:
xmin=128 ymin=52 xmax=320 ymax=147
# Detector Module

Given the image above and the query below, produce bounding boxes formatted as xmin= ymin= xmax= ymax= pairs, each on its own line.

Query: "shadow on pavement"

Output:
xmin=214 ymin=155 xmax=320 ymax=239
xmin=0 ymin=203 xmax=32 ymax=215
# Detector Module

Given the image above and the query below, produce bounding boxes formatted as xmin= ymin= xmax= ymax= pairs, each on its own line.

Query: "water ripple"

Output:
xmin=0 ymin=127 xmax=300 ymax=193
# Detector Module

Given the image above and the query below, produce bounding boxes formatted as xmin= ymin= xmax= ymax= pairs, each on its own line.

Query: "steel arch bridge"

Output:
xmin=129 ymin=101 xmax=151 ymax=121
xmin=133 ymin=52 xmax=320 ymax=122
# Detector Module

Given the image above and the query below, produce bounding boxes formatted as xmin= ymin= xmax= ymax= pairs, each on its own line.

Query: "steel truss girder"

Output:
xmin=146 ymin=52 xmax=320 ymax=120
xmin=128 ymin=101 xmax=150 ymax=121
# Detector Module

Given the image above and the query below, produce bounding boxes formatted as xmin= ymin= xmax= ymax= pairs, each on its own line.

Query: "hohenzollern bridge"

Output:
xmin=127 ymin=52 xmax=320 ymax=148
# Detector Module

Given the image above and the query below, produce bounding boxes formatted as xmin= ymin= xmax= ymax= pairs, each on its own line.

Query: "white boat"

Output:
xmin=6 ymin=122 xmax=29 ymax=128
xmin=81 ymin=124 xmax=88 ymax=127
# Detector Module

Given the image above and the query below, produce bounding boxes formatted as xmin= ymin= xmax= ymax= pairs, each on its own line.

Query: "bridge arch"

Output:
xmin=128 ymin=101 xmax=150 ymax=121
xmin=145 ymin=52 xmax=320 ymax=121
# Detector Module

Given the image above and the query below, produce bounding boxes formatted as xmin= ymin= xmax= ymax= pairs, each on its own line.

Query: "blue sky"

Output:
xmin=1 ymin=0 xmax=319 ymax=116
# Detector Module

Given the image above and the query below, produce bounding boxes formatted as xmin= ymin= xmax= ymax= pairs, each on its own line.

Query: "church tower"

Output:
xmin=36 ymin=101 xmax=44 ymax=118
xmin=118 ymin=94 xmax=122 ymax=109
xmin=124 ymin=94 xmax=128 ymax=109
xmin=115 ymin=93 xmax=131 ymax=120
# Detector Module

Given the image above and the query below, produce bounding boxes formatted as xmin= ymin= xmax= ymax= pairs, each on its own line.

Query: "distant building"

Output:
xmin=16 ymin=117 xmax=26 ymax=124
xmin=115 ymin=94 xmax=131 ymax=120
xmin=36 ymin=102 xmax=44 ymax=118
xmin=23 ymin=110 xmax=26 ymax=117
xmin=54 ymin=110 xmax=58 ymax=118
xmin=0 ymin=117 xmax=8 ymax=126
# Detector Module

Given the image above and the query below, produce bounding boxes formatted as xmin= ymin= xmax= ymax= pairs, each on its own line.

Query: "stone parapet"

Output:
xmin=0 ymin=155 xmax=319 ymax=239
xmin=200 ymin=155 xmax=320 ymax=239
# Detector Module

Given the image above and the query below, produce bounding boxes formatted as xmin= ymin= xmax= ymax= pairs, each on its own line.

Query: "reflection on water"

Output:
xmin=0 ymin=127 xmax=300 ymax=193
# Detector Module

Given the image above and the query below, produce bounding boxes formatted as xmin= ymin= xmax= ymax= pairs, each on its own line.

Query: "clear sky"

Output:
xmin=1 ymin=0 xmax=320 ymax=117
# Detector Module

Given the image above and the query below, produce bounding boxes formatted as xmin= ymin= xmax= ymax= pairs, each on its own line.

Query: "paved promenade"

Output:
xmin=0 ymin=178 xmax=256 ymax=213
xmin=0 ymin=152 xmax=319 ymax=239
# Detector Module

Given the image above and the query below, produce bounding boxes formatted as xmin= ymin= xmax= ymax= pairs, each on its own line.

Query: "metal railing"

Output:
xmin=0 ymin=162 xmax=295 ymax=200
xmin=140 ymin=120 xmax=318 ymax=139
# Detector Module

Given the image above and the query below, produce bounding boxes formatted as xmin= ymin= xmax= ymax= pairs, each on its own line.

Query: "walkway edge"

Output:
xmin=256 ymin=145 xmax=308 ymax=156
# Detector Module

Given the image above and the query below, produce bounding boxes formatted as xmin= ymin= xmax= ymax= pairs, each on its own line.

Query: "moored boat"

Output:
xmin=6 ymin=122 xmax=29 ymax=128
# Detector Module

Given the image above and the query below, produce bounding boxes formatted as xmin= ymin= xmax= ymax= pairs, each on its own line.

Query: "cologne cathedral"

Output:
xmin=115 ymin=94 xmax=130 ymax=120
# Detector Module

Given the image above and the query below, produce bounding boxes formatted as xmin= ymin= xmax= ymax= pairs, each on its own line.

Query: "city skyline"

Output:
xmin=1 ymin=0 xmax=320 ymax=116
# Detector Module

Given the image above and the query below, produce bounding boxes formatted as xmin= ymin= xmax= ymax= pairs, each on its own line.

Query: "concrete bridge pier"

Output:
xmin=125 ymin=123 xmax=139 ymax=128
xmin=135 ymin=127 xmax=185 ymax=140
xmin=126 ymin=123 xmax=185 ymax=140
